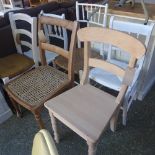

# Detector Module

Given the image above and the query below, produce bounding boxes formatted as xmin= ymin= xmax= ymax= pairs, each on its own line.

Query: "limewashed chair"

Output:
xmin=45 ymin=27 xmax=146 ymax=155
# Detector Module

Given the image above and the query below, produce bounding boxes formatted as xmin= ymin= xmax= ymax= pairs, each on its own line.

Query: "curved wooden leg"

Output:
xmin=87 ymin=142 xmax=97 ymax=155
xmin=50 ymin=112 xmax=59 ymax=143
xmin=34 ymin=111 xmax=45 ymax=129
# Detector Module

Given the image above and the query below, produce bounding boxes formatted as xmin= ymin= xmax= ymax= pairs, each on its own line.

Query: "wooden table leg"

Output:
xmin=50 ymin=112 xmax=60 ymax=143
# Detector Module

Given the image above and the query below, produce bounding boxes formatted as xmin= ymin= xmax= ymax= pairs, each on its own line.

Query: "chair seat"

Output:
xmin=45 ymin=84 xmax=117 ymax=142
xmin=54 ymin=48 xmax=102 ymax=74
xmin=89 ymin=68 xmax=123 ymax=91
xmin=0 ymin=53 xmax=34 ymax=78
xmin=5 ymin=66 xmax=69 ymax=108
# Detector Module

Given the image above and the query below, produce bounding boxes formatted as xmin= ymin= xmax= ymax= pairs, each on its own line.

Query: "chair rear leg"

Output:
xmin=10 ymin=97 xmax=22 ymax=118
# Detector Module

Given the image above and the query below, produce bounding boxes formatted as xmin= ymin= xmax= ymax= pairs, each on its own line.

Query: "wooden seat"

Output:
xmin=29 ymin=0 xmax=48 ymax=7
xmin=0 ymin=54 xmax=34 ymax=78
xmin=44 ymin=27 xmax=146 ymax=155
xmin=4 ymin=17 xmax=78 ymax=129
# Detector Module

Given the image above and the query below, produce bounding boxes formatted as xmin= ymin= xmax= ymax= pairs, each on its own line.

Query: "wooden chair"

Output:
xmin=25 ymin=11 xmax=68 ymax=65
xmin=4 ymin=17 xmax=78 ymax=129
xmin=29 ymin=0 xmax=48 ymax=7
xmin=45 ymin=27 xmax=146 ymax=155
xmin=89 ymin=15 xmax=154 ymax=125
xmin=54 ymin=2 xmax=108 ymax=76
xmin=0 ymin=13 xmax=38 ymax=84
xmin=32 ymin=129 xmax=59 ymax=155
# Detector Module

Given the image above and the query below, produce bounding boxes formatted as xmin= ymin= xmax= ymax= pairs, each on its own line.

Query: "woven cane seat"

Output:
xmin=54 ymin=48 xmax=102 ymax=74
xmin=5 ymin=66 xmax=69 ymax=107
xmin=0 ymin=53 xmax=34 ymax=78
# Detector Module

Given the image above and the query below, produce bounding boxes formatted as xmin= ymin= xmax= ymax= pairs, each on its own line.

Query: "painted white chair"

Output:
xmin=76 ymin=1 xmax=108 ymax=54
xmin=25 ymin=11 xmax=68 ymax=65
xmin=0 ymin=12 xmax=38 ymax=84
xmin=89 ymin=15 xmax=154 ymax=125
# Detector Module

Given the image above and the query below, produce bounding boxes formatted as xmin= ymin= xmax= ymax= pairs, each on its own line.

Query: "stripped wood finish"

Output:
xmin=4 ymin=17 xmax=78 ymax=129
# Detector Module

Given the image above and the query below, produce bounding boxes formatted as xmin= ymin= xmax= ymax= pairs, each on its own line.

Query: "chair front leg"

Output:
xmin=87 ymin=141 xmax=97 ymax=155
xmin=33 ymin=111 xmax=45 ymax=129
xmin=50 ymin=112 xmax=60 ymax=143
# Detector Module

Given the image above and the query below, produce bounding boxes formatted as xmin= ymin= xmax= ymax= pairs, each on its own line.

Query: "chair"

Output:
xmin=0 ymin=13 xmax=38 ymax=84
xmin=89 ymin=15 xmax=154 ymax=125
xmin=4 ymin=16 xmax=78 ymax=129
xmin=25 ymin=11 xmax=68 ymax=65
xmin=29 ymin=0 xmax=48 ymax=7
xmin=45 ymin=27 xmax=146 ymax=155
xmin=32 ymin=129 xmax=59 ymax=155
xmin=54 ymin=2 xmax=108 ymax=76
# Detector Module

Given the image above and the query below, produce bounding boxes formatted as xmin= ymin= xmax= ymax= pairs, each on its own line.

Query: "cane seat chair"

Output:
xmin=45 ymin=27 xmax=146 ymax=155
xmin=54 ymin=2 xmax=108 ymax=76
xmin=4 ymin=17 xmax=78 ymax=129
xmin=0 ymin=13 xmax=38 ymax=84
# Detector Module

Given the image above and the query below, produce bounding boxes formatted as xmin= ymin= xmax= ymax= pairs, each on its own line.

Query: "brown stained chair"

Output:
xmin=44 ymin=27 xmax=146 ymax=155
xmin=4 ymin=16 xmax=78 ymax=129
xmin=29 ymin=0 xmax=48 ymax=7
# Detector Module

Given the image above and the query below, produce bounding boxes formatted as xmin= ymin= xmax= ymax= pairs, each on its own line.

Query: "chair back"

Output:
xmin=38 ymin=16 xmax=78 ymax=82
xmin=32 ymin=129 xmax=59 ymax=155
xmin=76 ymin=2 xmax=108 ymax=50
xmin=9 ymin=12 xmax=38 ymax=67
xmin=77 ymin=27 xmax=146 ymax=104
xmin=40 ymin=11 xmax=68 ymax=50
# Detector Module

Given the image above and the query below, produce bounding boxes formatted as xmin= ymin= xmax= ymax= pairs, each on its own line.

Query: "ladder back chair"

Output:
xmin=89 ymin=15 xmax=154 ymax=125
xmin=54 ymin=2 xmax=108 ymax=77
xmin=0 ymin=13 xmax=38 ymax=84
xmin=45 ymin=27 xmax=146 ymax=155
xmin=4 ymin=17 xmax=78 ymax=129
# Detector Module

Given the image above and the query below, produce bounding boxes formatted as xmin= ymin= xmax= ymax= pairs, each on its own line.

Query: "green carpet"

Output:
xmin=0 ymin=84 xmax=155 ymax=155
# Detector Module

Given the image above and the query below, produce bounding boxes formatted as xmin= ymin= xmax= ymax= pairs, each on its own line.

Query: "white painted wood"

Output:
xmin=9 ymin=12 xmax=39 ymax=68
xmin=0 ymin=91 xmax=12 ymax=124
xmin=76 ymin=2 xmax=108 ymax=53
xmin=89 ymin=16 xmax=154 ymax=125
xmin=25 ymin=11 xmax=68 ymax=64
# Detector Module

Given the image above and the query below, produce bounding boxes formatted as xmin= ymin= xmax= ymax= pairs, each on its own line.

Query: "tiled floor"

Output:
xmin=0 ymin=84 xmax=155 ymax=155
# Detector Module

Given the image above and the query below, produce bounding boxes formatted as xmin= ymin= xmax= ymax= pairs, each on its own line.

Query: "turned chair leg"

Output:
xmin=110 ymin=109 xmax=120 ymax=132
xmin=50 ymin=113 xmax=59 ymax=143
xmin=34 ymin=111 xmax=45 ymax=129
xmin=10 ymin=97 xmax=22 ymax=118
xmin=87 ymin=142 xmax=97 ymax=155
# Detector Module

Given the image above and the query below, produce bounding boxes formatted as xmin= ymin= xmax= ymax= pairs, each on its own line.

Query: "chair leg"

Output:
xmin=50 ymin=112 xmax=59 ymax=143
xmin=10 ymin=97 xmax=22 ymax=118
xmin=34 ymin=111 xmax=45 ymax=129
xmin=87 ymin=141 xmax=97 ymax=155
xmin=110 ymin=109 xmax=120 ymax=132
xmin=122 ymin=102 xmax=128 ymax=126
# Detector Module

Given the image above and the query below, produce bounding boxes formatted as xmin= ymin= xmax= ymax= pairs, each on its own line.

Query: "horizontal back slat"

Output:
xmin=89 ymin=58 xmax=125 ymax=78
xmin=78 ymin=27 xmax=146 ymax=59
xmin=41 ymin=43 xmax=69 ymax=59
